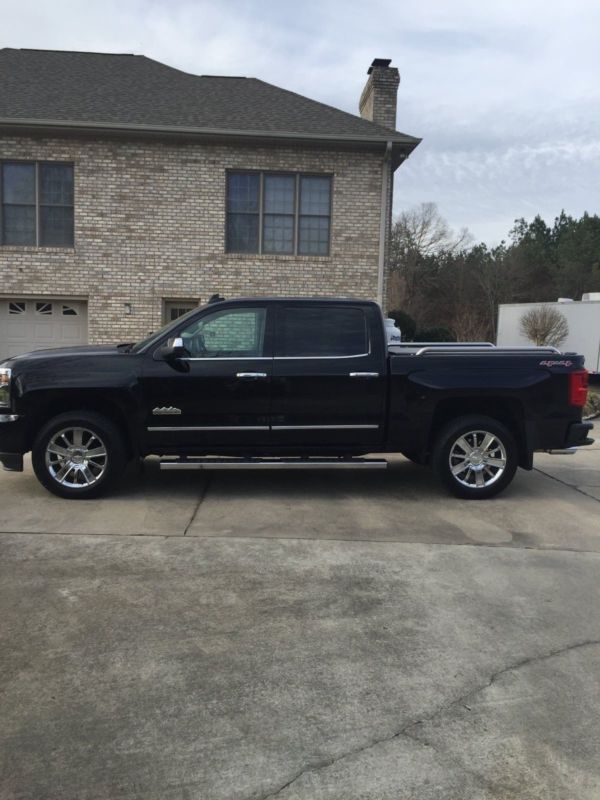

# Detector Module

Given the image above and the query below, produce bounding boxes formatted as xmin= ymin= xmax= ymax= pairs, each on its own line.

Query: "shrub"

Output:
xmin=414 ymin=327 xmax=456 ymax=342
xmin=519 ymin=306 xmax=569 ymax=347
xmin=387 ymin=309 xmax=417 ymax=340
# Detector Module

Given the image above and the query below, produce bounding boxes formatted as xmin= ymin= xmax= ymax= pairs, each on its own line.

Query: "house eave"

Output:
xmin=0 ymin=116 xmax=421 ymax=163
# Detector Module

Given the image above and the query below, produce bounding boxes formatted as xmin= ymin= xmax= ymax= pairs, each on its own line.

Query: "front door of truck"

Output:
xmin=141 ymin=304 xmax=272 ymax=451
xmin=270 ymin=303 xmax=386 ymax=448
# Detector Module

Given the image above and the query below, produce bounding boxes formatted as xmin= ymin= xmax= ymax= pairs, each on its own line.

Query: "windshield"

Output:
xmin=131 ymin=305 xmax=206 ymax=353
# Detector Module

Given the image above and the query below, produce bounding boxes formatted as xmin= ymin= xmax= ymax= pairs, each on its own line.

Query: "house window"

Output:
xmin=1 ymin=162 xmax=74 ymax=247
xmin=163 ymin=299 xmax=199 ymax=324
xmin=226 ymin=172 xmax=331 ymax=256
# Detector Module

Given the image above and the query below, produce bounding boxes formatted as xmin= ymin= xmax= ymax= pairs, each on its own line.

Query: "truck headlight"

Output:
xmin=0 ymin=368 xmax=11 ymax=408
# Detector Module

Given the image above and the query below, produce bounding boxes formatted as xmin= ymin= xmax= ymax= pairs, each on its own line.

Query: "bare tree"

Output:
xmin=450 ymin=305 xmax=490 ymax=342
xmin=392 ymin=202 xmax=470 ymax=258
xmin=519 ymin=306 xmax=569 ymax=347
xmin=388 ymin=203 xmax=471 ymax=316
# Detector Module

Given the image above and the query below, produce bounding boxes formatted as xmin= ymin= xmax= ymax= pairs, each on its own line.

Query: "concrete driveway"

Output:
xmin=1 ymin=436 xmax=600 ymax=799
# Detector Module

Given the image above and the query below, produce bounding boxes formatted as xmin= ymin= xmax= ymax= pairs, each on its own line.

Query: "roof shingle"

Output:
xmin=0 ymin=48 xmax=420 ymax=149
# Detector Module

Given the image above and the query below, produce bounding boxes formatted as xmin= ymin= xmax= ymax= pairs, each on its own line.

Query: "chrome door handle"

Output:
xmin=349 ymin=372 xmax=379 ymax=378
xmin=236 ymin=372 xmax=268 ymax=379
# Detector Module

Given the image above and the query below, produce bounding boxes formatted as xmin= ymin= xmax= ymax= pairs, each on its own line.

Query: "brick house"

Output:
xmin=0 ymin=49 xmax=419 ymax=354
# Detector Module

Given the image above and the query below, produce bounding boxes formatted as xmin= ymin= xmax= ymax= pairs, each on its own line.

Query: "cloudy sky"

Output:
xmin=4 ymin=0 xmax=599 ymax=243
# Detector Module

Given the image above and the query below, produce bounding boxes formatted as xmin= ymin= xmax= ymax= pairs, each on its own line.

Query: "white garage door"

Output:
xmin=0 ymin=298 xmax=88 ymax=358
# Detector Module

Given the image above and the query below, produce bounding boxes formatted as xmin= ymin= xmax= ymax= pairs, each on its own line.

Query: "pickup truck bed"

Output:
xmin=0 ymin=296 xmax=593 ymax=499
xmin=387 ymin=344 xmax=592 ymax=466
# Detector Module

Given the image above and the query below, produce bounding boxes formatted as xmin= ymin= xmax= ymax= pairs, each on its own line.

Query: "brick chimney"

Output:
xmin=359 ymin=58 xmax=400 ymax=130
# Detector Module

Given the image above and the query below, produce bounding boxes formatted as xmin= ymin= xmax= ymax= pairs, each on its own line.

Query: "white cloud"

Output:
xmin=2 ymin=0 xmax=599 ymax=243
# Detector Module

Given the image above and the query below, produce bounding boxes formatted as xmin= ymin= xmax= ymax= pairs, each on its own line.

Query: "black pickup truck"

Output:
xmin=0 ymin=296 xmax=593 ymax=500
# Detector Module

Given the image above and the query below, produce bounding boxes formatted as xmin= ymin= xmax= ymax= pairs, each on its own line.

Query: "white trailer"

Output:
xmin=497 ymin=296 xmax=600 ymax=373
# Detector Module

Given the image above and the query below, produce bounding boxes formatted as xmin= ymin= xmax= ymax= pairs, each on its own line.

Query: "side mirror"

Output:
xmin=157 ymin=336 xmax=188 ymax=362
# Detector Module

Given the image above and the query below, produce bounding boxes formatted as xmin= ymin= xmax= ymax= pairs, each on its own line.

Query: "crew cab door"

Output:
xmin=141 ymin=304 xmax=272 ymax=451
xmin=270 ymin=303 xmax=386 ymax=447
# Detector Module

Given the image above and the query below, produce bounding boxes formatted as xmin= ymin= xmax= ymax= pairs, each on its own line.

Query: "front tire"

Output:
xmin=433 ymin=415 xmax=518 ymax=499
xmin=32 ymin=411 xmax=127 ymax=499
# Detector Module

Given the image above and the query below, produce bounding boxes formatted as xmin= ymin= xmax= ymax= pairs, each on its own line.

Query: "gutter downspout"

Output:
xmin=377 ymin=141 xmax=393 ymax=309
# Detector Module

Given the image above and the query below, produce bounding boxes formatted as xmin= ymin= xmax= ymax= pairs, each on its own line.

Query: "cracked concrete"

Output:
xmin=258 ymin=639 xmax=600 ymax=800
xmin=2 ymin=533 xmax=600 ymax=799
xmin=1 ymin=432 xmax=599 ymax=799
xmin=534 ymin=440 xmax=600 ymax=502
xmin=403 ymin=640 xmax=600 ymax=800
xmin=183 ymin=474 xmax=211 ymax=536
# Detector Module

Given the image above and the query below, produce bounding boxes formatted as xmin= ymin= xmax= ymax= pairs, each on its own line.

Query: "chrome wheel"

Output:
xmin=448 ymin=429 xmax=507 ymax=489
xmin=45 ymin=427 xmax=108 ymax=488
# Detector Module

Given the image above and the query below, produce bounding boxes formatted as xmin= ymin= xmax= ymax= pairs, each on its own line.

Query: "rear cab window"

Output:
xmin=276 ymin=306 xmax=369 ymax=357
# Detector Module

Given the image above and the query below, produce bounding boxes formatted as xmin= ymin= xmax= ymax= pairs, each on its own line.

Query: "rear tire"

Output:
xmin=433 ymin=415 xmax=518 ymax=499
xmin=32 ymin=411 xmax=127 ymax=499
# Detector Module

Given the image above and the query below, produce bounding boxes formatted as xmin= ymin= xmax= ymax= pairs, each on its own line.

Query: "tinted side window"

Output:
xmin=180 ymin=308 xmax=266 ymax=358
xmin=278 ymin=307 xmax=368 ymax=357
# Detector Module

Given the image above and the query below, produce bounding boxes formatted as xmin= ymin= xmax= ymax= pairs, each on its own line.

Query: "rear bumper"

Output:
xmin=532 ymin=420 xmax=594 ymax=460
xmin=544 ymin=423 xmax=595 ymax=455
xmin=0 ymin=414 xmax=27 ymax=471
xmin=564 ymin=421 xmax=594 ymax=448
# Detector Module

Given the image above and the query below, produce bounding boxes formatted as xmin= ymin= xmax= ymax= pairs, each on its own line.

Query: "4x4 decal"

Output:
xmin=540 ymin=360 xmax=573 ymax=367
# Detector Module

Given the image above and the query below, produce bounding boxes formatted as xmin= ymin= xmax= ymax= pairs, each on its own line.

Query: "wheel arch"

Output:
xmin=427 ymin=397 xmax=531 ymax=469
xmin=23 ymin=390 xmax=136 ymax=457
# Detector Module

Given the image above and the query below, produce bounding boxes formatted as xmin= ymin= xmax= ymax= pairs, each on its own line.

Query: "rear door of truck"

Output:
xmin=270 ymin=301 xmax=387 ymax=447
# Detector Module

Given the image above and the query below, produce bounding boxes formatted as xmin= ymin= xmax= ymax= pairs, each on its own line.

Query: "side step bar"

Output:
xmin=160 ymin=457 xmax=388 ymax=471
xmin=545 ymin=448 xmax=578 ymax=455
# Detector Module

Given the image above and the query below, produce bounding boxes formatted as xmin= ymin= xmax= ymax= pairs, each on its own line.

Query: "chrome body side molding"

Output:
xmin=148 ymin=425 xmax=270 ymax=432
xmin=271 ymin=424 xmax=379 ymax=431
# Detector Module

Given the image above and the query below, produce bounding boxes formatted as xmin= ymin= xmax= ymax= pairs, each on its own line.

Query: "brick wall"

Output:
xmin=359 ymin=65 xmax=400 ymax=131
xmin=0 ymin=135 xmax=389 ymax=343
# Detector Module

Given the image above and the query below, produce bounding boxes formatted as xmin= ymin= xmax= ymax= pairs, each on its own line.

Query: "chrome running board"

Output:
xmin=159 ymin=457 xmax=388 ymax=471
